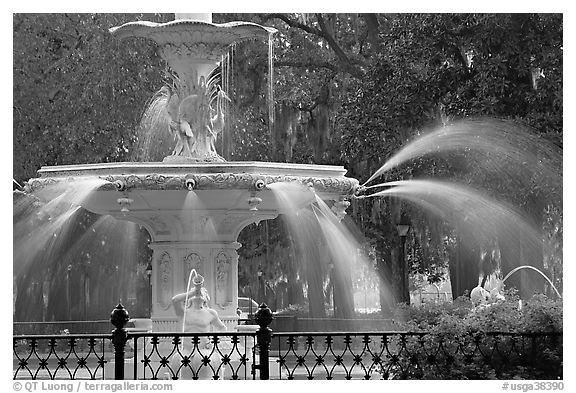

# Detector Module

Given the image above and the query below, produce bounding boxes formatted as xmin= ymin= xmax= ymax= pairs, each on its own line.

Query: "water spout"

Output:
xmin=185 ymin=178 xmax=196 ymax=191
xmin=253 ymin=179 xmax=266 ymax=191
xmin=114 ymin=180 xmax=126 ymax=192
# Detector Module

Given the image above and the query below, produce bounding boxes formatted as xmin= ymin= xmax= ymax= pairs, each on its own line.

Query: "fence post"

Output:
xmin=254 ymin=303 xmax=274 ymax=380
xmin=110 ymin=303 xmax=129 ymax=380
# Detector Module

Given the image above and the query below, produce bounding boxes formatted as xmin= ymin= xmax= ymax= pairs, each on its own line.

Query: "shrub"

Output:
xmin=388 ymin=292 xmax=562 ymax=379
xmin=274 ymin=303 xmax=309 ymax=317
xmin=395 ymin=290 xmax=562 ymax=333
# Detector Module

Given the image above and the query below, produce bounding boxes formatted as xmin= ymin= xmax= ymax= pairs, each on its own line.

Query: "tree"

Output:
xmin=13 ymin=13 xmax=170 ymax=184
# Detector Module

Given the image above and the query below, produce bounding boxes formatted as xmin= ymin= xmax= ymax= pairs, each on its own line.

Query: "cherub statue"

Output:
xmin=470 ymin=285 xmax=491 ymax=307
xmin=160 ymin=69 xmax=231 ymax=161
xmin=164 ymin=86 xmax=196 ymax=157
xmin=470 ymin=280 xmax=506 ymax=308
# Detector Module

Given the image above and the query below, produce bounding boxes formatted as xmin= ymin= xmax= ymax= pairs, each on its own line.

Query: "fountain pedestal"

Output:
xmin=106 ymin=186 xmax=278 ymax=331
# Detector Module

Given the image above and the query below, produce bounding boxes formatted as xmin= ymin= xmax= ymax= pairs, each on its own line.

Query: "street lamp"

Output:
xmin=66 ymin=264 xmax=72 ymax=320
xmin=257 ymin=267 xmax=264 ymax=304
xmin=145 ymin=262 xmax=153 ymax=316
xmin=396 ymin=223 xmax=411 ymax=304
xmin=145 ymin=262 xmax=153 ymax=285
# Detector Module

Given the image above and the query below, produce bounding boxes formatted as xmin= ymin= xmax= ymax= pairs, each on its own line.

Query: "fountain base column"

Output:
xmin=149 ymin=241 xmax=242 ymax=331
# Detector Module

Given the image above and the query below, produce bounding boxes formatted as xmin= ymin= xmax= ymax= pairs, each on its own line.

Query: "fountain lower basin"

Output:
xmin=28 ymin=161 xmax=357 ymax=217
xmin=26 ymin=161 xmax=359 ymax=329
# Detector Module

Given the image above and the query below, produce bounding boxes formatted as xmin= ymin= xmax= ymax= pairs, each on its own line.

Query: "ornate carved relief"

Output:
xmin=215 ymin=251 xmax=231 ymax=308
xmin=157 ymin=251 xmax=173 ymax=310
xmin=29 ymin=172 xmax=359 ymax=196
xmin=25 ymin=178 xmax=57 ymax=192
xmin=100 ymin=173 xmax=357 ymax=193
xmin=183 ymin=252 xmax=203 ymax=288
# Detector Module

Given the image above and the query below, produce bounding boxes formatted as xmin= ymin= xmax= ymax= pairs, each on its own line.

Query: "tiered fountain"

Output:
xmin=25 ymin=13 xmax=359 ymax=331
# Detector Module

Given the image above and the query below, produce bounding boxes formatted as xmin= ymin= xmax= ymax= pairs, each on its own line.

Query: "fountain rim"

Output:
xmin=27 ymin=161 xmax=359 ymax=226
xmin=36 ymin=161 xmax=350 ymax=178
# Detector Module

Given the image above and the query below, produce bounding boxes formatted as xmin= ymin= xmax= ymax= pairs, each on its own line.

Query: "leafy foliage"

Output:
xmin=13 ymin=13 xmax=170 ymax=184
xmin=394 ymin=291 xmax=562 ymax=333
xmin=391 ymin=293 xmax=562 ymax=379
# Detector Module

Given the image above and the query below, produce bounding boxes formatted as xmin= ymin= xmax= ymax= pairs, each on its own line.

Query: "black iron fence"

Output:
xmin=127 ymin=332 xmax=257 ymax=380
xmin=13 ymin=334 xmax=112 ymax=379
xmin=13 ymin=304 xmax=562 ymax=380
xmin=271 ymin=331 xmax=562 ymax=380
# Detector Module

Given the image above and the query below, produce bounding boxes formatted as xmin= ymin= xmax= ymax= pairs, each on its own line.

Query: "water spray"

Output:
xmin=13 ymin=178 xmax=24 ymax=191
xmin=502 ymin=265 xmax=562 ymax=299
xmin=182 ymin=269 xmax=208 ymax=333
xmin=182 ymin=268 xmax=197 ymax=332
xmin=34 ymin=210 xmax=52 ymax=225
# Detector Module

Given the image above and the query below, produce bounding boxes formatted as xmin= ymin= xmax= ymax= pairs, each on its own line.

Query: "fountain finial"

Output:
xmin=110 ymin=14 xmax=276 ymax=163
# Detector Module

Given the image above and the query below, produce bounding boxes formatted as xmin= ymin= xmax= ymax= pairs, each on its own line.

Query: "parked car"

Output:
xmin=237 ymin=297 xmax=259 ymax=320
